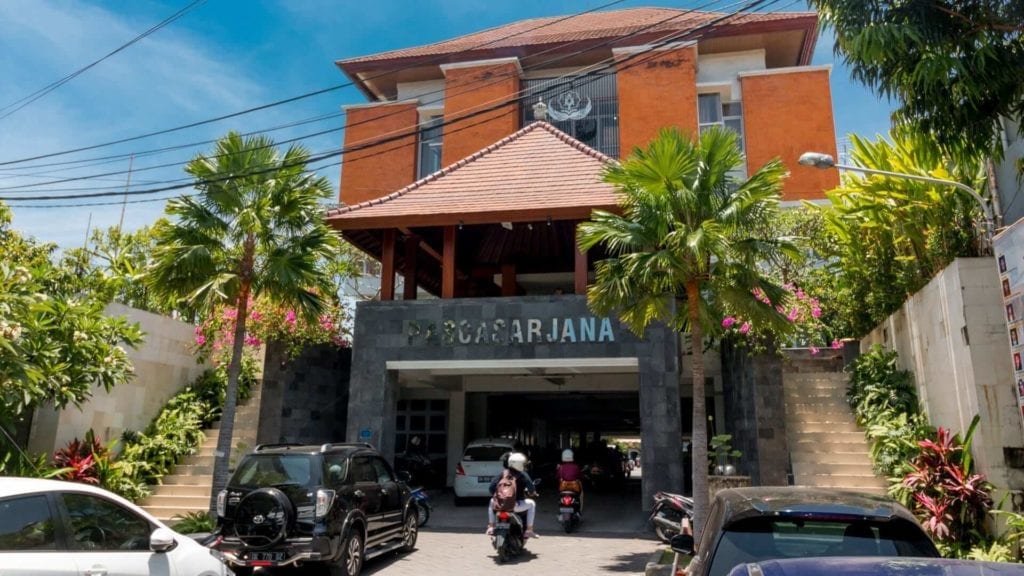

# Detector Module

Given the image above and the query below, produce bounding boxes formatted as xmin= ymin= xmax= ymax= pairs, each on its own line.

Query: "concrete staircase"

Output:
xmin=783 ymin=372 xmax=888 ymax=493
xmin=141 ymin=383 xmax=263 ymax=524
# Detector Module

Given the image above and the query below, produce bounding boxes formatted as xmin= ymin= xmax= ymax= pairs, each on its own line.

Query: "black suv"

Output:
xmin=213 ymin=442 xmax=417 ymax=576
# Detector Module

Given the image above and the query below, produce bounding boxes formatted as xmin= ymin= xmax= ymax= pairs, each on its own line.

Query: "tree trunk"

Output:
xmin=686 ymin=281 xmax=709 ymax=543
xmin=208 ymin=280 xmax=252 ymax=513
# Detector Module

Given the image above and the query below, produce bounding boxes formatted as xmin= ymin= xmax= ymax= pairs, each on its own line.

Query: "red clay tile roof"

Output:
xmin=339 ymin=8 xmax=816 ymax=66
xmin=326 ymin=122 xmax=620 ymax=230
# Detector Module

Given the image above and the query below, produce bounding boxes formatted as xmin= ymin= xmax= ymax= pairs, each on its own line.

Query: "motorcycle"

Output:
xmin=410 ymin=486 xmax=432 ymax=527
xmin=491 ymin=479 xmax=540 ymax=563
xmin=650 ymin=491 xmax=694 ymax=542
xmin=557 ymin=487 xmax=582 ymax=533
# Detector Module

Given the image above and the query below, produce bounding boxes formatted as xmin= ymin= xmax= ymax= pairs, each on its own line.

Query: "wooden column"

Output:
xmin=574 ymin=224 xmax=588 ymax=295
xmin=403 ymin=234 xmax=418 ymax=300
xmin=501 ymin=263 xmax=517 ymax=297
xmin=381 ymin=229 xmax=396 ymax=301
xmin=443 ymin=225 xmax=456 ymax=299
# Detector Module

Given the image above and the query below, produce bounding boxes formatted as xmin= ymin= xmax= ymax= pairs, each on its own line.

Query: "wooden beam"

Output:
xmin=574 ymin=224 xmax=588 ymax=295
xmin=398 ymin=227 xmax=442 ymax=262
xmin=403 ymin=234 xmax=418 ymax=300
xmin=502 ymin=263 xmax=517 ymax=297
xmin=443 ymin=226 xmax=456 ymax=298
xmin=381 ymin=229 xmax=395 ymax=301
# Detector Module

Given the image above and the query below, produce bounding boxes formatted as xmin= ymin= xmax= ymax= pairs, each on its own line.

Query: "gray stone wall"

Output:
xmin=258 ymin=341 xmax=351 ymax=445
xmin=347 ymin=295 xmax=682 ymax=508
xmin=721 ymin=339 xmax=789 ymax=486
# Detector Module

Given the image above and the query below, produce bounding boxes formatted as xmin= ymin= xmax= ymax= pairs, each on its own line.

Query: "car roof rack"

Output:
xmin=320 ymin=442 xmax=375 ymax=452
xmin=254 ymin=443 xmax=304 ymax=452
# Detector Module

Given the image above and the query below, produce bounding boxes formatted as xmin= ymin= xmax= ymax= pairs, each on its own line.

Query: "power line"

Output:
xmin=0 ymin=0 xmax=630 ymax=167
xmin=0 ymin=0 xmax=763 ymax=193
xmin=3 ymin=0 xmax=786 ymax=205
xmin=0 ymin=0 xmax=206 ymax=121
xmin=4 ymin=0 xmax=778 ymax=203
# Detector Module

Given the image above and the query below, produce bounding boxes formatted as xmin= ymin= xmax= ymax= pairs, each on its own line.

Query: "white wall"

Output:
xmin=396 ymin=79 xmax=445 ymax=110
xmin=697 ymin=49 xmax=766 ymax=100
xmin=28 ymin=303 xmax=208 ymax=454
xmin=862 ymin=258 xmax=1024 ymax=493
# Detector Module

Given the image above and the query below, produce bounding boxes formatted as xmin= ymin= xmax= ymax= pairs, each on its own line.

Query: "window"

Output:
xmin=698 ymin=93 xmax=744 ymax=152
xmin=232 ymin=454 xmax=317 ymax=487
xmin=521 ymin=74 xmax=619 ymax=158
xmin=0 ymin=495 xmax=56 ymax=551
xmin=417 ymin=115 xmax=443 ymax=179
xmin=350 ymin=457 xmax=378 ymax=484
xmin=371 ymin=457 xmax=394 ymax=484
xmin=62 ymin=493 xmax=151 ymax=551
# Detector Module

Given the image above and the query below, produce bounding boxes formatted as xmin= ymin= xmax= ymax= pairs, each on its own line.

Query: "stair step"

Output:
xmin=789 ymin=421 xmax=860 ymax=433
xmin=159 ymin=474 xmax=211 ymax=485
xmin=147 ymin=483 xmax=210 ymax=497
xmin=143 ymin=494 xmax=211 ymax=508
xmin=792 ymin=462 xmax=879 ymax=476
xmin=795 ymin=474 xmax=889 ymax=489
xmin=173 ymin=464 xmax=214 ymax=476
xmin=790 ymin=451 xmax=871 ymax=465
xmin=790 ymin=431 xmax=867 ymax=444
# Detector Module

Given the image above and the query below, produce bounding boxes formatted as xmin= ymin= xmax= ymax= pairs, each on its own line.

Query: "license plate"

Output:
xmin=250 ymin=551 xmax=285 ymax=562
xmin=495 ymin=522 xmax=509 ymax=530
xmin=478 ymin=476 xmax=492 ymax=483
xmin=559 ymin=507 xmax=575 ymax=513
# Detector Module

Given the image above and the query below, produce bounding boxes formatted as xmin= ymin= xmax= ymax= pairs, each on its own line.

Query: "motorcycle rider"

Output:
xmin=556 ymin=448 xmax=583 ymax=512
xmin=486 ymin=452 xmax=539 ymax=539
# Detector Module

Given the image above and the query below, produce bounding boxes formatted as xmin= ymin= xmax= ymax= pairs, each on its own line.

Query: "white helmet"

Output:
xmin=508 ymin=452 xmax=527 ymax=472
xmin=561 ymin=449 xmax=574 ymax=463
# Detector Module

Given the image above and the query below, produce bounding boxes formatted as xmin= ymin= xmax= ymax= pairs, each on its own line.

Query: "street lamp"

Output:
xmin=798 ymin=151 xmax=994 ymax=248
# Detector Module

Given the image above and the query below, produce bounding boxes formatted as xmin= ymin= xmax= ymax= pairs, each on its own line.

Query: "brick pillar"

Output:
xmin=616 ymin=44 xmax=698 ymax=157
xmin=441 ymin=58 xmax=522 ymax=165
xmin=340 ymin=101 xmax=419 ymax=206
xmin=740 ymin=67 xmax=838 ymax=201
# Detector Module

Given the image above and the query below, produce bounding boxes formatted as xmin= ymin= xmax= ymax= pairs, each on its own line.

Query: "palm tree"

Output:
xmin=577 ymin=126 xmax=797 ymax=540
xmin=146 ymin=132 xmax=340 ymax=510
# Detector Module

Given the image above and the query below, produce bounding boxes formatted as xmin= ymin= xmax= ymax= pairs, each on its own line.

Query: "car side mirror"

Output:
xmin=671 ymin=533 xmax=695 ymax=556
xmin=150 ymin=527 xmax=177 ymax=553
xmin=396 ymin=471 xmax=412 ymax=483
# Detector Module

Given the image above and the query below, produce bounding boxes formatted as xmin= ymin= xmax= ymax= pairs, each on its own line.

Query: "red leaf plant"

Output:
xmin=52 ymin=432 xmax=108 ymax=486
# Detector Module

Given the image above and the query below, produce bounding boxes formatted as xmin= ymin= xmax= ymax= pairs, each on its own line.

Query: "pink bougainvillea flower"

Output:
xmin=796 ymin=289 xmax=806 ymax=300
xmin=722 ymin=317 xmax=736 ymax=328
xmin=222 ymin=308 xmax=238 ymax=320
xmin=244 ymin=335 xmax=262 ymax=347
xmin=787 ymin=308 xmax=800 ymax=322
xmin=250 ymin=310 xmax=262 ymax=321
xmin=739 ymin=322 xmax=751 ymax=335
xmin=194 ymin=325 xmax=202 ymax=335
xmin=811 ymin=307 xmax=822 ymax=318
xmin=285 ymin=310 xmax=297 ymax=324
xmin=831 ymin=339 xmax=844 ymax=349
xmin=194 ymin=334 xmax=206 ymax=346
xmin=809 ymin=346 xmax=819 ymax=355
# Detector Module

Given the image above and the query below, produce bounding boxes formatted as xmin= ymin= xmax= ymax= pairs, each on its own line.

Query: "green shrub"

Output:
xmin=847 ymin=345 xmax=918 ymax=426
xmin=170 ymin=511 xmax=216 ymax=533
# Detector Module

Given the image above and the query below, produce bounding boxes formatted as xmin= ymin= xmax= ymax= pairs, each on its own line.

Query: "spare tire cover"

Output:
xmin=233 ymin=487 xmax=294 ymax=549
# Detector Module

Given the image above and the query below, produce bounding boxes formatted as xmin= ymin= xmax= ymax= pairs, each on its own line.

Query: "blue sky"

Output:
xmin=0 ymin=0 xmax=892 ymax=248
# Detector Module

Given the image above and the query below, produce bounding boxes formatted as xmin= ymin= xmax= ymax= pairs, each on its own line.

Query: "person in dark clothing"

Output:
xmin=486 ymin=452 xmax=538 ymax=538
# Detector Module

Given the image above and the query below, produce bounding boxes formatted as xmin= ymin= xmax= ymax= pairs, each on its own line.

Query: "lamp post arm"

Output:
xmin=833 ymin=162 xmax=994 ymax=243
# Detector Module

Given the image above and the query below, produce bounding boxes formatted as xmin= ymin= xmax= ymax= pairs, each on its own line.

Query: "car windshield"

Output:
xmin=708 ymin=517 xmax=937 ymax=576
xmin=231 ymin=454 xmax=318 ymax=487
xmin=463 ymin=446 xmax=510 ymax=462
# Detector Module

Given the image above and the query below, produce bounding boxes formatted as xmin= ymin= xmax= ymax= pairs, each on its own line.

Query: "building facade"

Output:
xmin=328 ymin=7 xmax=840 ymax=506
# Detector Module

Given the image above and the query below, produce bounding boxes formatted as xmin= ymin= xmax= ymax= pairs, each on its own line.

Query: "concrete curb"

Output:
xmin=645 ymin=548 xmax=672 ymax=576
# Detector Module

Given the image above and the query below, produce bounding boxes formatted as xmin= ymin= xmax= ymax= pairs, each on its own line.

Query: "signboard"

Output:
xmin=359 ymin=429 xmax=372 ymax=440
xmin=994 ymin=218 xmax=1024 ymax=428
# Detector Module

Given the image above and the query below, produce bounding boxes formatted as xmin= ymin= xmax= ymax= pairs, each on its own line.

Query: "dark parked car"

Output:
xmin=726 ymin=557 xmax=1024 ymax=576
xmin=672 ymin=487 xmax=940 ymax=576
xmin=213 ymin=442 xmax=418 ymax=576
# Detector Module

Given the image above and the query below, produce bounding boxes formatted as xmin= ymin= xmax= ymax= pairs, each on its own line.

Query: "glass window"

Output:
xmin=698 ymin=93 xmax=722 ymax=125
xmin=231 ymin=454 xmax=317 ymax=487
xmin=417 ymin=115 xmax=443 ymax=179
xmin=0 ymin=495 xmax=56 ymax=551
xmin=323 ymin=454 xmax=349 ymax=487
xmin=62 ymin=493 xmax=151 ymax=551
xmin=521 ymin=74 xmax=619 ymax=158
xmin=463 ymin=445 xmax=510 ymax=462
xmin=350 ymin=457 xmax=377 ymax=483
xmin=698 ymin=94 xmax=744 ymax=153
xmin=371 ymin=458 xmax=394 ymax=484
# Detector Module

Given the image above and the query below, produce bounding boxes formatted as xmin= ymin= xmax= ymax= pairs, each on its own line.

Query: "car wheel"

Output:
xmin=330 ymin=529 xmax=364 ymax=576
xmin=416 ymin=502 xmax=430 ymax=527
xmin=401 ymin=512 xmax=418 ymax=552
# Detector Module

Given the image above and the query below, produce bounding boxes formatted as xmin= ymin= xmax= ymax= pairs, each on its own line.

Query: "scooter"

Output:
xmin=491 ymin=479 xmax=540 ymax=563
xmin=410 ymin=486 xmax=432 ymax=527
xmin=557 ymin=488 xmax=582 ymax=533
xmin=650 ymin=491 xmax=694 ymax=542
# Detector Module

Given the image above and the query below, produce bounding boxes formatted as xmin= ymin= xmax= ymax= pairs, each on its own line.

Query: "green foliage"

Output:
xmin=810 ymin=130 xmax=986 ymax=337
xmin=847 ymin=346 xmax=919 ymax=424
xmin=810 ymin=0 xmax=1024 ymax=161
xmin=708 ymin=434 xmax=742 ymax=472
xmin=170 ymin=511 xmax=216 ymax=534
xmin=0 ymin=202 xmax=144 ymax=426
xmin=0 ymin=447 xmax=69 ymax=479
xmin=964 ymin=540 xmax=1014 ymax=562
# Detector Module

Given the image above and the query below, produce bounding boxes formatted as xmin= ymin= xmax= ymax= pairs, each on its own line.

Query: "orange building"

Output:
xmin=325 ymin=8 xmax=841 ymax=507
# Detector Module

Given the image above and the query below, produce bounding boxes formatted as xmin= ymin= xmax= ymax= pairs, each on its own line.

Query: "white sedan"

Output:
xmin=0 ymin=476 xmax=232 ymax=576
